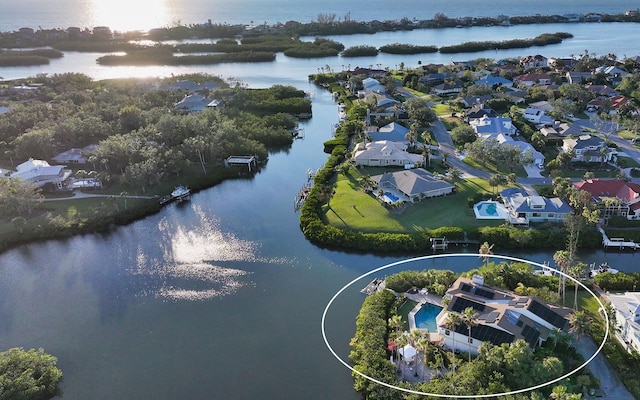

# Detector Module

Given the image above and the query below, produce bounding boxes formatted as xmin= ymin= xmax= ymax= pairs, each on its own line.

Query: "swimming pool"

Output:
xmin=473 ymin=201 xmax=508 ymax=220
xmin=413 ymin=303 xmax=443 ymax=331
xmin=383 ymin=192 xmax=399 ymax=203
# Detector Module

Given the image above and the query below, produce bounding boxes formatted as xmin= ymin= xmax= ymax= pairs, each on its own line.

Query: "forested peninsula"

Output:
xmin=0 ymin=73 xmax=311 ymax=253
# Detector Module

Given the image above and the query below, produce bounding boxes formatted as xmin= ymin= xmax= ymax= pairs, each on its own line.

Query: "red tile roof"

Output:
xmin=574 ymin=179 xmax=640 ymax=203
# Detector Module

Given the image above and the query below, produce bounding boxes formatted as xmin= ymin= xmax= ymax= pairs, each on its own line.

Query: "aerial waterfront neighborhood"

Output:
xmin=3 ymin=4 xmax=640 ymax=400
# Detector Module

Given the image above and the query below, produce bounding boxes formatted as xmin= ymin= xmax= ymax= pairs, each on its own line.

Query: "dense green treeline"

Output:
xmin=0 ymin=73 xmax=310 ymax=252
xmin=439 ymin=32 xmax=573 ymax=53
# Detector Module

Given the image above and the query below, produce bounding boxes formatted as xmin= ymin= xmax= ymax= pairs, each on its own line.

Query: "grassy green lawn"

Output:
xmin=324 ymin=168 xmax=503 ymax=233
xmin=432 ymin=103 xmax=452 ymax=116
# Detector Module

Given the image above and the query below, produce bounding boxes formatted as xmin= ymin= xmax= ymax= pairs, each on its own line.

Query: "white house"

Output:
xmin=470 ymin=115 xmax=517 ymax=137
xmin=352 ymin=140 xmax=424 ymax=167
xmin=607 ymin=292 xmax=640 ymax=354
xmin=500 ymin=187 xmax=572 ymax=224
xmin=523 ymin=108 xmax=553 ymax=125
xmin=562 ymin=134 xmax=614 ymax=163
xmin=519 ymin=55 xmax=548 ymax=70
xmin=10 ymin=158 xmax=72 ymax=189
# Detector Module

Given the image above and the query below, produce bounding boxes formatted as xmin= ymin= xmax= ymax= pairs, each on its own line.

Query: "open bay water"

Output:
xmin=1 ymin=1 xmax=640 ymax=399
xmin=0 ymin=0 xmax=639 ymax=32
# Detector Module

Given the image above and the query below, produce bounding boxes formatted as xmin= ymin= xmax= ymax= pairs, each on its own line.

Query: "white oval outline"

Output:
xmin=321 ymin=253 xmax=609 ymax=398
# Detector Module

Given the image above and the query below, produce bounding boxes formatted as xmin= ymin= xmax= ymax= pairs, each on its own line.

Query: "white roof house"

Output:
xmin=10 ymin=158 xmax=72 ymax=188
xmin=607 ymin=292 xmax=640 ymax=354
xmin=352 ymin=140 xmax=424 ymax=167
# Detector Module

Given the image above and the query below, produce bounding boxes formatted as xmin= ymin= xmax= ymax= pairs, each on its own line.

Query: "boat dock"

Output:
xmin=293 ymin=169 xmax=318 ymax=211
xmin=430 ymin=237 xmax=449 ymax=251
xmin=598 ymin=226 xmax=639 ymax=250
xmin=361 ymin=278 xmax=385 ymax=295
xmin=225 ymin=155 xmax=258 ymax=171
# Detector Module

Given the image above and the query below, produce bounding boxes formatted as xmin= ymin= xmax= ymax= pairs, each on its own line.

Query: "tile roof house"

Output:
xmin=371 ymin=168 xmax=455 ymax=202
xmin=436 ymin=275 xmax=570 ymax=355
xmin=500 ymin=187 xmax=572 ymax=224
xmin=607 ymin=292 xmax=640 ymax=353
xmin=574 ymin=179 xmax=640 ymax=220
xmin=10 ymin=158 xmax=72 ymax=189
xmin=352 ymin=140 xmax=424 ymax=167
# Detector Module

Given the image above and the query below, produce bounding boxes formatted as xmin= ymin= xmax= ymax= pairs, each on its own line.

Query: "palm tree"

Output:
xmin=553 ymin=249 xmax=570 ymax=305
xmin=568 ymin=310 xmax=592 ymax=342
xmin=569 ymin=263 xmax=585 ymax=310
xmin=444 ymin=312 xmax=461 ymax=354
xmin=478 ymin=241 xmax=494 ymax=268
xmin=460 ymin=307 xmax=478 ymax=363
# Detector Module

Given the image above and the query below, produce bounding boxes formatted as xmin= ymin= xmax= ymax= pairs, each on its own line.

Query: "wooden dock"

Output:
xmin=598 ymin=226 xmax=639 ymax=250
xmin=225 ymin=155 xmax=258 ymax=171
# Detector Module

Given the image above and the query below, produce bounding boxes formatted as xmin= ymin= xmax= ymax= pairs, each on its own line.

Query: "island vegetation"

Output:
xmin=0 ymin=347 xmax=63 ymax=400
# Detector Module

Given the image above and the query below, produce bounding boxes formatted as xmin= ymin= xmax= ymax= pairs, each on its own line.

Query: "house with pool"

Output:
xmin=434 ymin=275 xmax=570 ymax=355
xmin=499 ymin=188 xmax=572 ymax=225
xmin=371 ymin=169 xmax=455 ymax=203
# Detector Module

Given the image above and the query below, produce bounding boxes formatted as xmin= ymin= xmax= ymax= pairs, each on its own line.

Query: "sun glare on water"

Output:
xmin=91 ymin=0 xmax=172 ymax=32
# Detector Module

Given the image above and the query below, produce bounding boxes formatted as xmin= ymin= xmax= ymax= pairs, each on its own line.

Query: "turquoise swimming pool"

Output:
xmin=414 ymin=303 xmax=443 ymax=331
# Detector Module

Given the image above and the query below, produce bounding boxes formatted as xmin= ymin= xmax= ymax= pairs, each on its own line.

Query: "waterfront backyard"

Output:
xmin=324 ymin=167 xmax=504 ymax=233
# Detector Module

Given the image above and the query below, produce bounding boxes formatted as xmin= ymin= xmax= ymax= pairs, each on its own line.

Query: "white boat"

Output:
xmin=171 ymin=185 xmax=191 ymax=201
xmin=589 ymin=262 xmax=619 ymax=278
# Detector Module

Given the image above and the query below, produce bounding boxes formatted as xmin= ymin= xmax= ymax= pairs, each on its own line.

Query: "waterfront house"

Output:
xmin=574 ymin=179 xmax=640 ymax=220
xmin=10 ymin=159 xmax=72 ymax=189
xmin=174 ymin=94 xmax=221 ymax=113
xmin=436 ymin=275 xmax=569 ymax=355
xmin=366 ymin=122 xmax=411 ymax=144
xmin=606 ymin=292 xmax=640 ymax=353
xmin=371 ymin=168 xmax=454 ymax=202
xmin=352 ymin=140 xmax=424 ymax=167
xmin=500 ymin=187 xmax=571 ymax=224
xmin=51 ymin=144 xmax=99 ymax=165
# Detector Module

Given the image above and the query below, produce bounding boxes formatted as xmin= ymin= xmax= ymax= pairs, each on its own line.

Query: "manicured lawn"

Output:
xmin=432 ymin=103 xmax=452 ymax=116
xmin=324 ymin=168 xmax=503 ymax=233
xmin=617 ymin=156 xmax=640 ymax=168
xmin=397 ymin=299 xmax=418 ymax=331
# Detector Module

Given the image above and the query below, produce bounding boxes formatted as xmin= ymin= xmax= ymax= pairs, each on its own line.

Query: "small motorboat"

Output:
xmin=589 ymin=262 xmax=619 ymax=278
xmin=171 ymin=185 xmax=191 ymax=201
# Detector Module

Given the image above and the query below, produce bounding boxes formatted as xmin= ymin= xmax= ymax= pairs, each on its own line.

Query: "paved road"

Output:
xmin=574 ymin=335 xmax=635 ymax=400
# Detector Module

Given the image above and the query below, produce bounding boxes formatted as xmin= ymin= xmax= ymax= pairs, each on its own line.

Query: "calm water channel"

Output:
xmin=2 ymin=24 xmax=640 ymax=399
